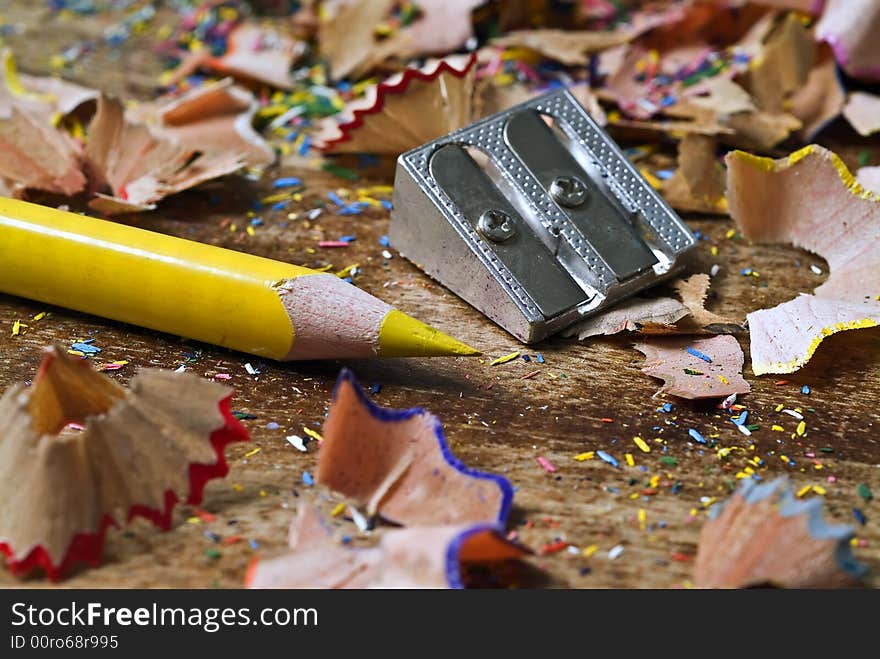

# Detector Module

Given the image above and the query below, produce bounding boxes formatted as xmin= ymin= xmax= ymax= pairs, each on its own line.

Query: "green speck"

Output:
xmin=321 ymin=162 xmax=359 ymax=180
xmin=858 ymin=150 xmax=871 ymax=167
xmin=205 ymin=549 xmax=221 ymax=560
xmin=660 ymin=456 xmax=677 ymax=467
xmin=684 ymin=369 xmax=703 ymax=375
xmin=820 ymin=447 xmax=834 ymax=453
xmin=857 ymin=483 xmax=873 ymax=502
xmin=746 ymin=424 xmax=760 ymax=431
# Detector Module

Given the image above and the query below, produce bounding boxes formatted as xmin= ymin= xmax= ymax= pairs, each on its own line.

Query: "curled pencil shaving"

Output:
xmin=788 ymin=52 xmax=845 ymax=140
xmin=316 ymin=54 xmax=476 ymax=155
xmin=564 ymin=273 xmax=739 ymax=340
xmin=316 ymin=369 xmax=513 ymax=526
xmin=129 ymin=77 xmax=275 ymax=170
xmin=166 ymin=22 xmax=304 ymax=89
xmin=694 ymin=478 xmax=867 ymax=588
xmin=85 ymin=94 xmax=249 ymax=214
xmin=0 ymin=346 xmax=248 ymax=580
xmin=842 ymin=91 xmax=880 ymax=137
xmin=726 ymin=145 xmax=880 ymax=375
xmin=815 ymin=0 xmax=880 ymax=81
xmin=246 ymin=505 xmax=527 ymax=589
xmin=0 ymin=51 xmax=88 ymax=197
xmin=635 ymin=335 xmax=751 ymax=400
xmin=662 ymin=134 xmax=727 ymax=215
xmin=319 ymin=0 xmax=484 ymax=81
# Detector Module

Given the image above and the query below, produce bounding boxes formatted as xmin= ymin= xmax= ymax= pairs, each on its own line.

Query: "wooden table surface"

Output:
xmin=0 ymin=2 xmax=877 ymax=589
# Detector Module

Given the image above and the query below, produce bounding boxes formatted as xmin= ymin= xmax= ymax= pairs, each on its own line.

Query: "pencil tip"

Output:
xmin=377 ymin=310 xmax=481 ymax=357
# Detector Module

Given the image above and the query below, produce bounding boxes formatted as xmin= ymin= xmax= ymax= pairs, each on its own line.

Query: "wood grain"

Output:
xmin=0 ymin=1 xmax=877 ymax=588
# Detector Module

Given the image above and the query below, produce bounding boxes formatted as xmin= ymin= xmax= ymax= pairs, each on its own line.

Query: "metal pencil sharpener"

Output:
xmin=389 ymin=88 xmax=697 ymax=343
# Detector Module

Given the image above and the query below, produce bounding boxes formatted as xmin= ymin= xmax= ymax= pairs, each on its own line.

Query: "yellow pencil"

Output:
xmin=0 ymin=197 xmax=479 ymax=360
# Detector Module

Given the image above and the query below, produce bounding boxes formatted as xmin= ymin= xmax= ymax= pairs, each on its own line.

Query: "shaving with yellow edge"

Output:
xmin=725 ymin=144 xmax=880 ymax=375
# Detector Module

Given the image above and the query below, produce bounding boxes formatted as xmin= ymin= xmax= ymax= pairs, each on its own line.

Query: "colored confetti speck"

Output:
xmin=71 ymin=341 xmax=101 ymax=354
xmin=853 ymin=508 xmax=867 ymax=526
xmin=536 ymin=456 xmax=557 ymax=473
xmin=802 ymin=385 xmax=811 ymax=395
xmin=286 ymin=435 xmax=307 ymax=452
xmin=686 ymin=346 xmax=712 ymax=363
xmin=273 ymin=177 xmax=302 ymax=188
xmin=608 ymin=544 xmax=624 ymax=560
xmin=573 ymin=451 xmax=595 ymax=461
xmin=857 ymin=483 xmax=873 ymax=502
xmin=597 ymin=450 xmax=619 ymax=467
xmin=660 ymin=456 xmax=677 ymax=467
xmin=536 ymin=353 xmax=545 ymax=364
xmin=633 ymin=436 xmax=650 ymax=453
xmin=302 ymin=426 xmax=323 ymax=442
xmin=688 ymin=429 xmax=707 ymax=444
xmin=302 ymin=471 xmax=314 ymax=486
xmin=204 ymin=549 xmax=221 ymax=560
xmin=490 ymin=351 xmax=520 ymax=366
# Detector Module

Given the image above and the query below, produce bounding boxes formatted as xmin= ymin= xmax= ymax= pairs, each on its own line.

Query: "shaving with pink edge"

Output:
xmin=726 ymin=145 xmax=880 ymax=375
xmin=815 ymin=0 xmax=880 ymax=81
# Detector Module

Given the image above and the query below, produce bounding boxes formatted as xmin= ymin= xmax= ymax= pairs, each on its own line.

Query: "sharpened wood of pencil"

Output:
xmin=0 ymin=197 xmax=479 ymax=360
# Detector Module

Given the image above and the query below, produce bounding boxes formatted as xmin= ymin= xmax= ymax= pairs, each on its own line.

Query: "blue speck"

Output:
xmin=688 ymin=428 xmax=707 ymax=444
xmin=802 ymin=385 xmax=811 ymax=395
xmin=272 ymin=176 xmax=302 ymax=188
xmin=522 ymin=354 xmax=531 ymax=362
xmin=339 ymin=235 xmax=356 ymax=243
xmin=853 ymin=508 xmax=867 ymax=525
xmin=302 ymin=471 xmax=314 ymax=486
xmin=686 ymin=347 xmax=712 ymax=363
xmin=536 ymin=353 xmax=545 ymax=364
xmin=370 ymin=383 xmax=382 ymax=395
xmin=732 ymin=411 xmax=748 ymax=426
xmin=266 ymin=422 xmax=280 ymax=430
xmin=249 ymin=539 xmax=259 ymax=550
xmin=71 ymin=342 xmax=101 ymax=354
xmin=328 ymin=191 xmax=345 ymax=206
xmin=597 ymin=450 xmax=619 ymax=467
xmin=379 ymin=235 xmax=391 ymax=247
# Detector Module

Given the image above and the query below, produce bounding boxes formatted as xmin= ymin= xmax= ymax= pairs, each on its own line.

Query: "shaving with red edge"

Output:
xmin=315 ymin=54 xmax=476 ymax=156
xmin=0 ymin=345 xmax=249 ymax=580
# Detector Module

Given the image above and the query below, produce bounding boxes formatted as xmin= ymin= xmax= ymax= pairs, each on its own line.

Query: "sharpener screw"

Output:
xmin=477 ymin=209 xmax=516 ymax=242
xmin=550 ymin=176 xmax=588 ymax=208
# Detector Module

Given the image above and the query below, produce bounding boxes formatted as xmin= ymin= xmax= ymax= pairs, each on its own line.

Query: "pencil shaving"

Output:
xmin=662 ymin=135 xmax=727 ymax=215
xmin=726 ymin=145 xmax=880 ymax=375
xmin=842 ymin=91 xmax=880 ymax=137
xmin=130 ymin=77 xmax=274 ymax=169
xmin=167 ymin=22 xmax=303 ymax=89
xmin=319 ymin=0 xmax=483 ymax=81
xmin=694 ymin=477 xmax=867 ymax=588
xmin=85 ymin=95 xmax=247 ymax=214
xmin=0 ymin=52 xmax=86 ymax=197
xmin=816 ymin=0 xmax=880 ymax=81
xmin=635 ymin=335 xmax=751 ymax=399
xmin=246 ymin=505 xmax=526 ymax=589
xmin=316 ymin=370 xmax=513 ymax=525
xmin=316 ymin=54 xmax=476 ymax=155
xmin=0 ymin=346 xmax=248 ymax=580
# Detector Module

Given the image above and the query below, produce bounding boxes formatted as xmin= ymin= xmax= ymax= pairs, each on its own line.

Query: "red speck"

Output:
xmin=670 ymin=552 xmax=693 ymax=562
xmin=601 ymin=418 xmax=614 ymax=423
xmin=641 ymin=488 xmax=658 ymax=496
xmin=222 ymin=535 xmax=242 ymax=546
xmin=194 ymin=508 xmax=216 ymax=523
xmin=539 ymin=540 xmax=569 ymax=555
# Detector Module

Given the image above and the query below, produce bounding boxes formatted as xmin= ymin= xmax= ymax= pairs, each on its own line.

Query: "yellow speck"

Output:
xmin=11 ymin=320 xmax=22 ymax=336
xmin=259 ymin=489 xmax=267 ymax=497
xmin=573 ymin=451 xmax=595 ymax=461
xmin=33 ymin=312 xmax=48 ymax=321
xmin=625 ymin=453 xmax=635 ymax=466
xmin=638 ymin=509 xmax=647 ymax=530
xmin=244 ymin=447 xmax=261 ymax=458
xmin=797 ymin=485 xmax=811 ymax=498
xmin=331 ymin=503 xmax=346 ymax=517
xmin=232 ymin=484 xmax=243 ymax=492
xmin=812 ymin=485 xmax=826 ymax=495
xmin=583 ymin=544 xmax=598 ymax=558
xmin=710 ymin=246 xmax=718 ymax=256
xmin=725 ymin=228 xmax=736 ymax=239
xmin=649 ymin=475 xmax=660 ymax=488
xmin=796 ymin=421 xmax=806 ymax=436
xmin=246 ymin=225 xmax=255 ymax=237
xmin=775 ymin=404 xmax=784 ymax=412
xmin=186 ymin=517 xmax=201 ymax=525
xmin=633 ymin=436 xmax=650 ymax=453
xmin=850 ymin=537 xmax=859 ymax=547
xmin=717 ymin=374 xmax=729 ymax=385
xmin=490 ymin=351 xmax=520 ymax=366
xmin=772 ymin=424 xmax=784 ymax=432
xmin=303 ymin=427 xmax=323 ymax=442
